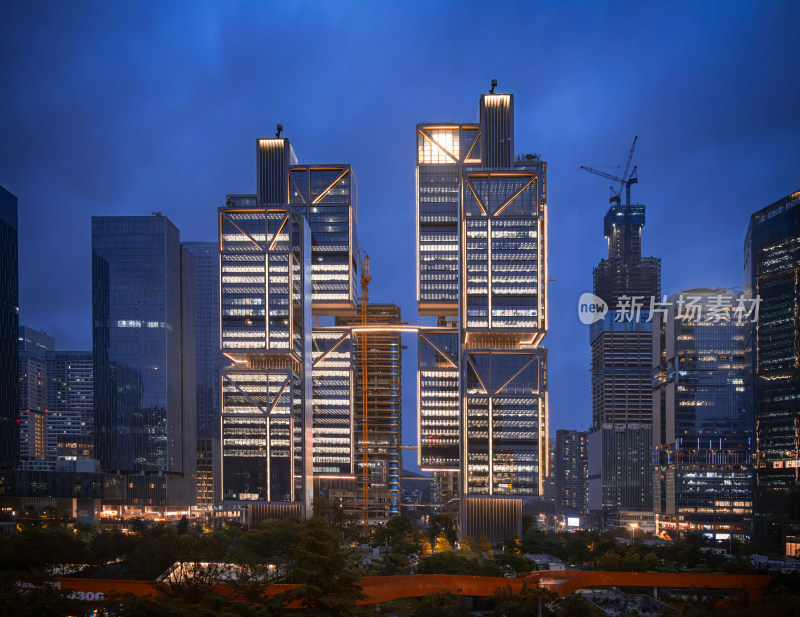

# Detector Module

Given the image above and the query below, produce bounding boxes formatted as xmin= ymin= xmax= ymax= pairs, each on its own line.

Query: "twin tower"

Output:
xmin=219 ymin=90 xmax=548 ymax=540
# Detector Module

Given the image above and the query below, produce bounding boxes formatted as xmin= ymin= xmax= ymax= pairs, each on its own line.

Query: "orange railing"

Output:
xmin=49 ymin=570 xmax=772 ymax=606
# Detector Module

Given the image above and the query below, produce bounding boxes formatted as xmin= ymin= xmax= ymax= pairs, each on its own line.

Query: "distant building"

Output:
xmin=18 ymin=327 xmax=54 ymax=463
xmin=652 ymin=290 xmax=752 ymax=541
xmin=0 ymin=185 xmax=19 ymax=468
xmin=745 ymin=190 xmax=800 ymax=552
xmin=45 ymin=351 xmax=93 ymax=461
xmin=92 ymin=215 xmax=197 ymax=507
xmin=183 ymin=241 xmax=224 ymax=507
xmin=588 ymin=193 xmax=661 ymax=523
xmin=555 ymin=429 xmax=588 ymax=514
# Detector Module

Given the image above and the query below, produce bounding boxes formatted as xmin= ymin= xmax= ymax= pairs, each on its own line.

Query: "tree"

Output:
xmin=428 ymin=514 xmax=457 ymax=544
xmin=435 ymin=535 xmax=452 ymax=553
xmin=273 ymin=517 xmax=365 ymax=617
xmin=416 ymin=552 xmax=477 ymax=575
xmin=412 ymin=591 xmax=469 ymax=617
xmin=478 ymin=534 xmax=494 ymax=558
xmin=493 ymin=584 xmax=556 ymax=617
xmin=458 ymin=536 xmax=475 ymax=552
xmin=596 ymin=550 xmax=620 ymax=571
xmin=503 ymin=533 xmax=521 ymax=555
xmin=419 ymin=537 xmax=433 ymax=557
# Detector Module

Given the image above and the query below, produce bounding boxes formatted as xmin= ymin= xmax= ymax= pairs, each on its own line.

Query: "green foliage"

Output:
xmin=415 ymin=552 xmax=477 ymax=575
xmin=412 ymin=590 xmax=469 ymax=617
xmin=273 ymin=517 xmax=365 ymax=617
xmin=478 ymin=534 xmax=494 ymax=558
xmin=493 ymin=584 xmax=557 ymax=617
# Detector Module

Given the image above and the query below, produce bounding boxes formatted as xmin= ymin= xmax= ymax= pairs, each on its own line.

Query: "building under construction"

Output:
xmin=322 ymin=304 xmax=402 ymax=521
xmin=583 ymin=140 xmax=662 ymax=523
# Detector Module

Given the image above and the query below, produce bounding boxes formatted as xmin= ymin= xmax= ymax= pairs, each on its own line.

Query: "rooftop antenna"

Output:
xmin=275 ymin=123 xmax=283 ymax=138
xmin=489 ymin=79 xmax=497 ymax=94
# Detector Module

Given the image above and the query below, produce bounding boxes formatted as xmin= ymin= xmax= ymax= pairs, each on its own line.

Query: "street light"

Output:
xmin=630 ymin=522 xmax=638 ymax=541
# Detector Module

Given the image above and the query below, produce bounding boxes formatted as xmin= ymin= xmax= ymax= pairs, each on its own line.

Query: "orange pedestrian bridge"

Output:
xmin=48 ymin=570 xmax=772 ymax=606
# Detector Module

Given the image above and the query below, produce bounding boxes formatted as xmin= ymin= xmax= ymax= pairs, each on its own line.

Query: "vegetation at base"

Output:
xmin=1 ymin=502 xmax=798 ymax=616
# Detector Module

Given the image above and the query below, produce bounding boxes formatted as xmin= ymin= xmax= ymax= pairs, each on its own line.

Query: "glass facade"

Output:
xmin=182 ymin=241 xmax=224 ymax=440
xmin=416 ymin=92 xmax=549 ymax=540
xmin=289 ymin=165 xmax=358 ymax=313
xmin=745 ymin=190 xmax=800 ymax=549
xmin=311 ymin=328 xmax=355 ymax=477
xmin=45 ymin=351 xmax=93 ymax=460
xmin=92 ymin=215 xmax=197 ymax=506
xmin=219 ymin=138 xmax=313 ymax=511
xmin=652 ymin=291 xmax=752 ymax=540
xmin=0 ymin=185 xmax=19 ymax=467
xmin=18 ymin=327 xmax=54 ymax=461
xmin=555 ymin=429 xmax=588 ymax=514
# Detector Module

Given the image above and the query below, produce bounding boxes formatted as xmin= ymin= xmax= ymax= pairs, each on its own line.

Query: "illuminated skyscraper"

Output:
xmin=0 ymin=185 xmax=19 ymax=468
xmin=555 ymin=429 xmax=588 ymax=515
xmin=652 ymin=290 xmax=752 ymax=540
xmin=18 ymin=326 xmax=54 ymax=465
xmin=45 ymin=350 xmax=94 ymax=461
xmin=416 ymin=88 xmax=549 ymax=541
xmin=219 ymin=138 xmax=313 ymax=515
xmin=745 ymin=190 xmax=800 ymax=553
xmin=588 ymin=193 xmax=661 ymax=526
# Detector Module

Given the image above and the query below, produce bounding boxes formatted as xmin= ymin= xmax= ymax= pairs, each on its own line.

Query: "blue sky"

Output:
xmin=1 ymin=1 xmax=798 ymax=472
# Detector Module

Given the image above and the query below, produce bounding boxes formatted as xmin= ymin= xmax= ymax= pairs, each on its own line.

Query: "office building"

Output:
xmin=588 ymin=195 xmax=661 ymax=523
xmin=0 ymin=185 xmax=19 ymax=468
xmin=92 ymin=215 xmax=197 ymax=507
xmin=416 ymin=88 xmax=549 ymax=541
xmin=219 ymin=138 xmax=313 ymax=516
xmin=182 ymin=242 xmax=224 ymax=440
xmin=45 ymin=351 xmax=93 ymax=460
xmin=652 ymin=291 xmax=752 ymax=540
xmin=18 ymin=327 xmax=54 ymax=462
xmin=183 ymin=241 xmax=224 ymax=507
xmin=745 ymin=190 xmax=800 ymax=553
xmin=555 ymin=429 xmax=588 ymax=515
xmin=288 ymin=163 xmax=359 ymax=314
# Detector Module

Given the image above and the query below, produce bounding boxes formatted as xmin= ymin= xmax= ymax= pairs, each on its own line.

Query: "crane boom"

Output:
xmin=580 ymin=166 xmax=624 ymax=183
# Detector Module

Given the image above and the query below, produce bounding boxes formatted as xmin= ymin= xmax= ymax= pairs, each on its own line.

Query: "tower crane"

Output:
xmin=581 ymin=136 xmax=639 ymax=207
xmin=359 ymin=254 xmax=372 ymax=530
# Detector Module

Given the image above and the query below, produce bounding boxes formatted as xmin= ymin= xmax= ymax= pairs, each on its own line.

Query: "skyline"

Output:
xmin=1 ymin=2 xmax=799 ymax=462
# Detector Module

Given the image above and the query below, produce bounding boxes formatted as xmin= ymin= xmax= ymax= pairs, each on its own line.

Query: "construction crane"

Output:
xmin=581 ymin=136 xmax=639 ymax=207
xmin=359 ymin=254 xmax=372 ymax=530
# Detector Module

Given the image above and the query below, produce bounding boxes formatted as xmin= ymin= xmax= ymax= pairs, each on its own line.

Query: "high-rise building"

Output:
xmin=652 ymin=291 xmax=752 ymax=540
xmin=182 ymin=242 xmax=224 ymax=440
xmin=335 ymin=304 xmax=402 ymax=520
xmin=0 ymin=185 xmax=19 ymax=468
xmin=219 ymin=138 xmax=313 ymax=516
xmin=588 ymin=191 xmax=661 ymax=523
xmin=183 ymin=241 xmax=224 ymax=508
xmin=45 ymin=351 xmax=93 ymax=461
xmin=555 ymin=429 xmax=588 ymax=515
xmin=745 ymin=190 xmax=800 ymax=553
xmin=416 ymin=88 xmax=549 ymax=541
xmin=18 ymin=327 xmax=55 ymax=463
xmin=92 ymin=215 xmax=197 ymax=507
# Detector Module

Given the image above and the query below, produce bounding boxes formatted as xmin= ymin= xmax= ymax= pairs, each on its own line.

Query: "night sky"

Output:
xmin=1 ymin=2 xmax=798 ymax=472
